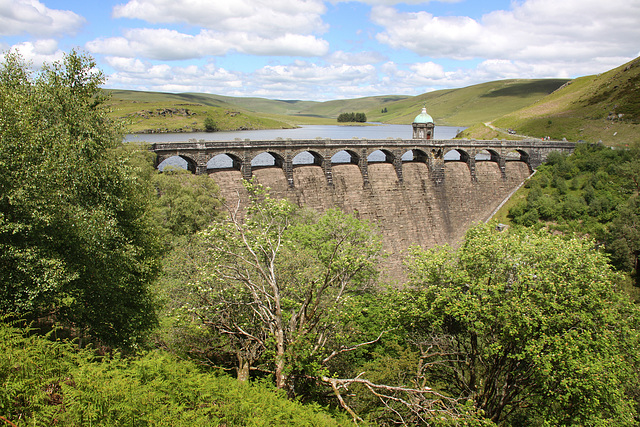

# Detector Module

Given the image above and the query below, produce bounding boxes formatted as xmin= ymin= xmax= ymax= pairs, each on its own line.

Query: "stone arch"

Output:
xmin=367 ymin=149 xmax=395 ymax=164
xmin=506 ymin=149 xmax=532 ymax=173
xmin=207 ymin=153 xmax=242 ymax=171
xmin=157 ymin=154 xmax=197 ymax=173
xmin=505 ymin=149 xmax=529 ymax=163
xmin=292 ymin=150 xmax=323 ymax=167
xmin=251 ymin=151 xmax=285 ymax=169
xmin=444 ymin=148 xmax=470 ymax=163
xmin=331 ymin=149 xmax=360 ymax=165
xmin=401 ymin=149 xmax=429 ymax=163
xmin=475 ymin=149 xmax=500 ymax=163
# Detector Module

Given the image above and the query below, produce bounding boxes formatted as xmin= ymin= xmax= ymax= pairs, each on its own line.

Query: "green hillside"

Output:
xmin=105 ymin=90 xmax=297 ymax=133
xmin=107 ymin=78 xmax=568 ymax=133
xmin=292 ymin=95 xmax=410 ymax=118
xmin=462 ymin=57 xmax=640 ymax=146
xmin=366 ymin=79 xmax=568 ymax=126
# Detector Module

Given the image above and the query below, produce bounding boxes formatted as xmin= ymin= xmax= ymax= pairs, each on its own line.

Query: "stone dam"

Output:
xmin=152 ymin=138 xmax=575 ymax=280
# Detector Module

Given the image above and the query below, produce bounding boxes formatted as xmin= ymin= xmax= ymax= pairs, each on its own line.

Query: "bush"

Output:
xmin=204 ymin=116 xmax=218 ymax=132
xmin=0 ymin=320 xmax=350 ymax=426
xmin=337 ymin=112 xmax=367 ymax=123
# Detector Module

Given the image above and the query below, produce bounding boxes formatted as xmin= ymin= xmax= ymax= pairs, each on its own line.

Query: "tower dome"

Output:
xmin=412 ymin=106 xmax=435 ymax=139
xmin=414 ymin=106 xmax=433 ymax=124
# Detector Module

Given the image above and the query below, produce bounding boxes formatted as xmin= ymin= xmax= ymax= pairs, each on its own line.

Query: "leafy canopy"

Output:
xmin=164 ymin=180 xmax=382 ymax=391
xmin=0 ymin=50 xmax=162 ymax=347
xmin=396 ymin=223 xmax=640 ymax=426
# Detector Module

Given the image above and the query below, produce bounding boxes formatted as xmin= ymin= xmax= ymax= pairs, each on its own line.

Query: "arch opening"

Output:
xmin=293 ymin=150 xmax=323 ymax=167
xmin=157 ymin=155 xmax=196 ymax=173
xmin=367 ymin=149 xmax=394 ymax=164
xmin=475 ymin=149 xmax=500 ymax=163
xmin=505 ymin=149 xmax=529 ymax=162
xmin=444 ymin=149 xmax=469 ymax=163
xmin=331 ymin=150 xmax=359 ymax=165
xmin=251 ymin=151 xmax=285 ymax=169
xmin=207 ymin=153 xmax=242 ymax=171
xmin=401 ymin=149 xmax=428 ymax=163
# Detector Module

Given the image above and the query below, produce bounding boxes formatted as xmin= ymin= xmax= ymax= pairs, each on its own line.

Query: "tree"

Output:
xmin=337 ymin=112 xmax=367 ymax=123
xmin=395 ymin=223 xmax=639 ymax=425
xmin=204 ymin=116 xmax=217 ymax=132
xmin=169 ymin=181 xmax=382 ymax=390
xmin=608 ymin=195 xmax=640 ymax=284
xmin=0 ymin=50 xmax=163 ymax=347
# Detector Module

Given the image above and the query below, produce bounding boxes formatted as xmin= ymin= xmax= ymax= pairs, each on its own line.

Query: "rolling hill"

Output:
xmin=364 ymin=79 xmax=568 ymax=126
xmin=106 ymin=79 xmax=568 ymax=134
xmin=460 ymin=57 xmax=640 ymax=145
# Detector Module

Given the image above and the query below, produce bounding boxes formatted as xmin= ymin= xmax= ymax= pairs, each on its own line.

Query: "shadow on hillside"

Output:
xmin=480 ymin=79 xmax=568 ymax=98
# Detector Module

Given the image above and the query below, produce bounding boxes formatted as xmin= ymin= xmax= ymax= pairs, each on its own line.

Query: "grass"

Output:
xmin=470 ymin=57 xmax=640 ymax=146
xmin=105 ymin=92 xmax=295 ymax=133
xmin=105 ymin=78 xmax=569 ymax=133
xmin=366 ymin=79 xmax=568 ymax=126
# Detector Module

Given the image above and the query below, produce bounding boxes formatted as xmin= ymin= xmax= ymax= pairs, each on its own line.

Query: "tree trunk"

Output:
xmin=237 ymin=354 xmax=250 ymax=383
xmin=275 ymin=328 xmax=286 ymax=388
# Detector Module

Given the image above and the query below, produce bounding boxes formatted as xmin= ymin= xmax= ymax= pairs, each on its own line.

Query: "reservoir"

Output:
xmin=124 ymin=124 xmax=463 ymax=143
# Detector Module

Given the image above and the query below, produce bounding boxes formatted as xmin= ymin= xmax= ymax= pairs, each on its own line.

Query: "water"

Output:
xmin=124 ymin=124 xmax=464 ymax=143
xmin=126 ymin=124 xmax=467 ymax=170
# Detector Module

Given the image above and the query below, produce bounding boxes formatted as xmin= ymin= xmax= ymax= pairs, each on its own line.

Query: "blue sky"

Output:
xmin=2 ymin=0 xmax=639 ymax=101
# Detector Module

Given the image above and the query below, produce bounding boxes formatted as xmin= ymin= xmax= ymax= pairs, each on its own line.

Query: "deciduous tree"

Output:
xmin=395 ymin=224 xmax=639 ymax=425
xmin=171 ymin=181 xmax=382 ymax=390
xmin=0 ymin=50 xmax=162 ymax=347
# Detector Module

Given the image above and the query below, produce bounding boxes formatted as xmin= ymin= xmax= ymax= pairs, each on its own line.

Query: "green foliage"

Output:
xmin=204 ymin=116 xmax=218 ymax=132
xmin=507 ymin=143 xmax=640 ymax=278
xmin=608 ymin=195 xmax=640 ymax=279
xmin=163 ymin=180 xmax=382 ymax=391
xmin=0 ymin=320 xmax=350 ymax=426
xmin=398 ymin=223 xmax=640 ymax=426
xmin=337 ymin=112 xmax=367 ymax=123
xmin=0 ymin=50 xmax=162 ymax=347
xmin=151 ymin=168 xmax=222 ymax=237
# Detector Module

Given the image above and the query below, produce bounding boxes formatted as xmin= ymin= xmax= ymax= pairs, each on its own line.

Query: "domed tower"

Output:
xmin=412 ymin=106 xmax=434 ymax=139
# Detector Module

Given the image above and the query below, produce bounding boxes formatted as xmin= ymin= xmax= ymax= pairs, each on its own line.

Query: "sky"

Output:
xmin=2 ymin=0 xmax=640 ymax=101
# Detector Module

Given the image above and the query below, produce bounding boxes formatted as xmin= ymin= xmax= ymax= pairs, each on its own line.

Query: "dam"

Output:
xmin=151 ymin=136 xmax=574 ymax=280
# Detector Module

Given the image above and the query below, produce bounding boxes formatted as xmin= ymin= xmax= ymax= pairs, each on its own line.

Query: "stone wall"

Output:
xmin=208 ymin=161 xmax=531 ymax=282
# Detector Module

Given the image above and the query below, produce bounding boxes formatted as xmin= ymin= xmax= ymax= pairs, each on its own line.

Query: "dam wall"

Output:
xmin=207 ymin=159 xmax=531 ymax=281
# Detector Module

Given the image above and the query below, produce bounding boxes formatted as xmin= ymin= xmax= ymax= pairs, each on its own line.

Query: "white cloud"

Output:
xmin=101 ymin=57 xmax=386 ymax=100
xmin=112 ymin=0 xmax=327 ymax=37
xmin=332 ymin=0 xmax=461 ymax=5
xmin=326 ymin=50 xmax=386 ymax=65
xmin=104 ymin=58 xmax=245 ymax=93
xmin=372 ymin=0 xmax=640 ymax=76
xmin=87 ymin=28 xmax=329 ymax=60
xmin=410 ymin=62 xmax=446 ymax=79
xmin=0 ymin=0 xmax=84 ymax=37
xmin=3 ymin=40 xmax=65 ymax=67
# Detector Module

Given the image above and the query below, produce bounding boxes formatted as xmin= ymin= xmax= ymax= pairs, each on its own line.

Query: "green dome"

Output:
xmin=414 ymin=107 xmax=433 ymax=124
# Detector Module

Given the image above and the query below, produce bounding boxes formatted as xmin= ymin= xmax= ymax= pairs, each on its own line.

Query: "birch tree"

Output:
xmin=179 ymin=181 xmax=382 ymax=389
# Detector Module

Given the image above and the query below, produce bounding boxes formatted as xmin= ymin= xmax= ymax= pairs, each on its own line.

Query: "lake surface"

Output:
xmin=128 ymin=124 xmax=467 ymax=169
xmin=124 ymin=124 xmax=464 ymax=143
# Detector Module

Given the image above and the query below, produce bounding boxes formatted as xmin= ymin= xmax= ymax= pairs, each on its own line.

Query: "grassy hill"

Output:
xmin=460 ymin=57 xmax=640 ymax=146
xmin=106 ymin=79 xmax=568 ymax=133
xmin=366 ymin=79 xmax=568 ymax=126
xmin=105 ymin=90 xmax=297 ymax=133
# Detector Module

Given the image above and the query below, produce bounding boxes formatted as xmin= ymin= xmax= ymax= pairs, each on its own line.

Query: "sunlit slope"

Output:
xmin=106 ymin=90 xmax=295 ymax=133
xmin=367 ymin=79 xmax=568 ymax=126
xmin=464 ymin=57 xmax=640 ymax=145
xmin=106 ymin=78 xmax=569 ymax=132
